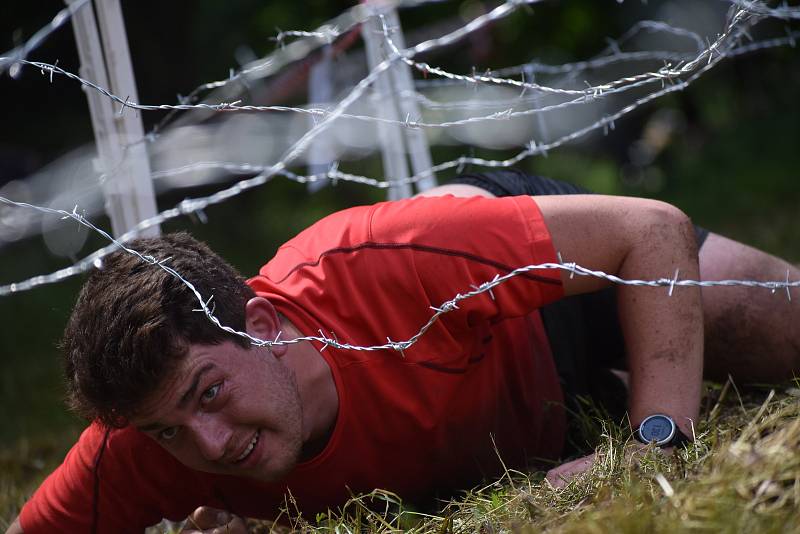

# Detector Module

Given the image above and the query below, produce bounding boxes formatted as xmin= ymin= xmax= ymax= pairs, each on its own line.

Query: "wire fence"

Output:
xmin=1 ymin=0 xmax=798 ymax=351
xmin=0 ymin=196 xmax=797 ymax=354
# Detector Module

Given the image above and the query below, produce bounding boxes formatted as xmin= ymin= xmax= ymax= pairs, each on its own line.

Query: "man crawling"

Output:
xmin=8 ymin=170 xmax=799 ymax=533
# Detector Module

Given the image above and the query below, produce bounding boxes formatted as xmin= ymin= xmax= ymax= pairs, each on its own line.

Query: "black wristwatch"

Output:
xmin=635 ymin=414 xmax=691 ymax=447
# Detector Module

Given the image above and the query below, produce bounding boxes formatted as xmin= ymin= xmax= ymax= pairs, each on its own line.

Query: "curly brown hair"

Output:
xmin=61 ymin=232 xmax=254 ymax=427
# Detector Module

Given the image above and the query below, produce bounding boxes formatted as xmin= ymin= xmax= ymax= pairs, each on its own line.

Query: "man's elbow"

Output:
xmin=637 ymin=199 xmax=697 ymax=253
xmin=5 ymin=517 xmax=24 ymax=534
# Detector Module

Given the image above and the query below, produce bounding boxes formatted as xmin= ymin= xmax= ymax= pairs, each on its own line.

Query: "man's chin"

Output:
xmin=246 ymin=456 xmax=298 ymax=483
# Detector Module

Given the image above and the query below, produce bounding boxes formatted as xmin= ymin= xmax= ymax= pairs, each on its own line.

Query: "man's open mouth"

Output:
xmin=234 ymin=430 xmax=260 ymax=463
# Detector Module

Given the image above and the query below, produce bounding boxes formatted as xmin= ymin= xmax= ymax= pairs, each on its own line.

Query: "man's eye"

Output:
xmin=201 ymin=383 xmax=220 ymax=403
xmin=159 ymin=427 xmax=178 ymax=441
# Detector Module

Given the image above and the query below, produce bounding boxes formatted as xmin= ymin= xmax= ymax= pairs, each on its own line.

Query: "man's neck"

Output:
xmin=279 ymin=316 xmax=339 ymax=459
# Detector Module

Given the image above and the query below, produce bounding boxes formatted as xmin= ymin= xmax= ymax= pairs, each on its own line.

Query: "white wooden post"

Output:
xmin=361 ymin=2 xmax=438 ymax=199
xmin=380 ymin=9 xmax=437 ymax=192
xmin=67 ymin=0 xmax=159 ymax=238
xmin=362 ymin=8 xmax=414 ymax=200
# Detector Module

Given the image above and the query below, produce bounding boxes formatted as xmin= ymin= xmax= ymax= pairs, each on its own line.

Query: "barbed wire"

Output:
xmin=41 ymin=16 xmax=796 ymax=198
xmin=0 ymin=0 xmax=545 ymax=297
xmin=446 ymin=20 xmax=709 ymax=81
xmin=394 ymin=26 xmax=799 ymax=109
xmin=0 ymin=194 xmax=795 ymax=353
xmin=2 ymin=2 xmax=554 ymax=138
xmin=382 ymin=6 xmax=760 ymax=98
xmin=0 ymin=0 xmax=797 ymax=357
xmin=1 ymin=1 xmax=798 ymax=299
xmin=0 ymin=0 xmax=91 ymax=76
xmin=7 ymin=4 xmax=794 ymax=140
xmin=0 ymin=54 xmax=738 ymax=298
xmin=272 ymin=0 xmax=552 ymax=185
xmin=157 ymin=0 xmax=450 ymax=118
xmin=1 ymin=9 xmax=759 ymax=119
xmin=2 ymin=1 xmax=797 ymax=117
xmin=2 ymin=2 xmax=796 ymax=296
xmin=5 ymin=17 xmax=796 ymax=142
xmin=12 ymin=23 xmax=790 ymax=134
xmin=731 ymin=0 xmax=800 ymax=20
xmin=273 ymin=26 xmax=342 ymax=48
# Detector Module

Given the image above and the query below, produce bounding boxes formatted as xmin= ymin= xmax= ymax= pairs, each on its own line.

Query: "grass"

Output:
xmin=134 ymin=382 xmax=800 ymax=532
xmin=273 ymin=383 xmax=800 ymax=533
xmin=4 ymin=383 xmax=800 ymax=532
xmin=0 ymin=427 xmax=82 ymax=530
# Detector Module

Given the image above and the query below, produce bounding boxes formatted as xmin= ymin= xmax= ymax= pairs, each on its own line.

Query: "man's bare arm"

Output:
xmin=535 ymin=194 xmax=703 ymax=435
xmin=5 ymin=516 xmax=23 ymax=534
xmin=416 ymin=187 xmax=704 ymax=433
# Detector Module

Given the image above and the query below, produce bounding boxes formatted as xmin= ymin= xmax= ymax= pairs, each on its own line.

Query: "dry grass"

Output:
xmin=245 ymin=381 xmax=800 ymax=533
xmin=4 ymin=383 xmax=800 ymax=533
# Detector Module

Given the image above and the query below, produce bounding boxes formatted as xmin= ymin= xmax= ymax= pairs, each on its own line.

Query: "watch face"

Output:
xmin=639 ymin=415 xmax=676 ymax=445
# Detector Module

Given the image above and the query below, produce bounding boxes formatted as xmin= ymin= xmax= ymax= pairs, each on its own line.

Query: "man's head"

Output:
xmin=62 ymin=232 xmax=255 ymax=428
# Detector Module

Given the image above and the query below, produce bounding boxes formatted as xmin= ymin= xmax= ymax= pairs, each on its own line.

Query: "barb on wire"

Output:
xmin=0 ymin=56 xmax=679 ymax=131
xmin=381 ymin=5 xmax=758 ymax=99
xmin=3 ymin=2 xmax=550 ymax=130
xmin=274 ymin=26 xmax=341 ymax=47
xmin=0 ymin=0 xmax=539 ymax=297
xmin=730 ymin=0 xmax=800 ymax=20
xmin=276 ymin=0 xmax=546 ymax=178
xmin=1 ymin=194 xmax=797 ymax=354
xmin=11 ymin=21 xmax=797 ymax=137
xmin=6 ymin=0 xmax=796 ymax=137
xmin=1 ymin=0 xmax=797 ymax=298
xmin=0 ymin=0 xmax=91 ymax=76
xmin=0 ymin=1 xmax=788 ymax=297
xmin=469 ymin=17 xmax=728 ymax=82
xmin=204 ymin=27 xmax=800 ymax=121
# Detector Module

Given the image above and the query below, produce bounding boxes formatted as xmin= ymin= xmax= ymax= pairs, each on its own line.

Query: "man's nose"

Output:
xmin=189 ymin=414 xmax=232 ymax=462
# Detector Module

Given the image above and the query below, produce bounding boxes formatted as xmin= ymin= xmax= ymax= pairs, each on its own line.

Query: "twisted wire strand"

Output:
xmin=0 ymin=0 xmax=91 ymax=75
xmin=0 ymin=195 xmax=796 ymax=353
xmin=0 ymin=0 xmax=539 ymax=295
xmin=1 ymin=7 xmax=759 ymax=119
xmin=731 ymin=0 xmax=800 ymax=20
xmin=4 ymin=1 xmax=791 ymax=128
xmin=382 ymin=6 xmax=758 ymax=97
xmin=0 ymin=47 xmax=743 ymax=298
xmin=0 ymin=1 xmax=796 ymax=300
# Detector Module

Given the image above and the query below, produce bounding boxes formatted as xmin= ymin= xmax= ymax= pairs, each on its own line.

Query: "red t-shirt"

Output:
xmin=21 ymin=195 xmax=565 ymax=533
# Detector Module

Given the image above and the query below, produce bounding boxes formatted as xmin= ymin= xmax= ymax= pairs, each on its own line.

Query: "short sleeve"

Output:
xmin=20 ymin=423 xmax=208 ymax=533
xmin=367 ymin=195 xmax=564 ymax=325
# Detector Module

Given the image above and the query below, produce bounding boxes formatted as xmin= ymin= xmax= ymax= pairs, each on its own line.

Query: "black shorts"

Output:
xmin=450 ymin=169 xmax=709 ymax=426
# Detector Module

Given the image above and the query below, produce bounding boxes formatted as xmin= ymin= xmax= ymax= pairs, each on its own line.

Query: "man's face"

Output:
xmin=131 ymin=341 xmax=304 ymax=482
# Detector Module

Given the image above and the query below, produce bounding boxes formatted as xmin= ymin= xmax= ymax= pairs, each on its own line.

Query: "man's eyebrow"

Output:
xmin=178 ymin=363 xmax=216 ymax=409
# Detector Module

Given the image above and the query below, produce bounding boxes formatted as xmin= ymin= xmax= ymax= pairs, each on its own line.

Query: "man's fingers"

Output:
xmin=545 ymin=464 xmax=573 ymax=488
xmin=181 ymin=506 xmax=246 ymax=533
xmin=210 ymin=516 xmax=247 ymax=534
xmin=184 ymin=506 xmax=227 ymax=530
xmin=545 ymin=453 xmax=596 ymax=488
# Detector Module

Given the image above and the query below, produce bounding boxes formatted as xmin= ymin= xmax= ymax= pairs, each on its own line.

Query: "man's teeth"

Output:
xmin=236 ymin=431 xmax=259 ymax=462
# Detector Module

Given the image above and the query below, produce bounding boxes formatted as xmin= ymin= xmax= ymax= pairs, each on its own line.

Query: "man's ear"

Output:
xmin=244 ymin=297 xmax=287 ymax=357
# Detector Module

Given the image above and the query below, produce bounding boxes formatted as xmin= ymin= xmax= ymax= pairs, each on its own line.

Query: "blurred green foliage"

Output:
xmin=0 ymin=0 xmax=797 ymax=505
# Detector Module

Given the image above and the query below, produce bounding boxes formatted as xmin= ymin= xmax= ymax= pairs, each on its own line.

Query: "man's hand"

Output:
xmin=180 ymin=506 xmax=247 ymax=534
xmin=545 ymin=443 xmax=677 ymax=488
xmin=546 ymin=453 xmax=597 ymax=488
